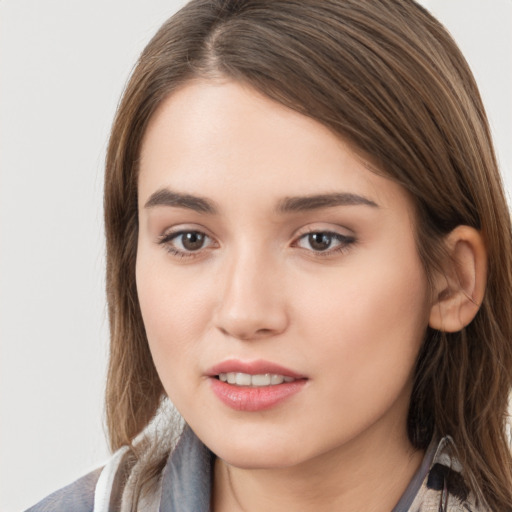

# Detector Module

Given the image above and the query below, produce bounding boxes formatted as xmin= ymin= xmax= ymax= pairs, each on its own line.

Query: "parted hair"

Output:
xmin=104 ymin=0 xmax=512 ymax=508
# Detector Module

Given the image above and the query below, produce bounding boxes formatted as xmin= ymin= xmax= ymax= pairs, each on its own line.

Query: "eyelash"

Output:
xmin=293 ymin=231 xmax=356 ymax=256
xmin=157 ymin=229 xmax=356 ymax=260
xmin=157 ymin=230 xmax=216 ymax=259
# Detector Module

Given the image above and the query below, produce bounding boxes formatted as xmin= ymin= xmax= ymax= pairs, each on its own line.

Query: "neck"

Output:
xmin=212 ymin=422 xmax=424 ymax=512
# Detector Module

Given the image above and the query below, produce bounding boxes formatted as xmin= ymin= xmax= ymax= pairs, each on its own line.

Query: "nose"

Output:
xmin=213 ymin=250 xmax=289 ymax=341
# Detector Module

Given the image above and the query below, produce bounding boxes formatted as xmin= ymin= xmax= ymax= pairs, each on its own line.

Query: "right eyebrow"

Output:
xmin=144 ymin=188 xmax=217 ymax=214
xmin=276 ymin=192 xmax=379 ymax=213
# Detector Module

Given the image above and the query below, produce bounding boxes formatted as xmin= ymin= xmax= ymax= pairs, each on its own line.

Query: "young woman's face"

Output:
xmin=136 ymin=80 xmax=432 ymax=469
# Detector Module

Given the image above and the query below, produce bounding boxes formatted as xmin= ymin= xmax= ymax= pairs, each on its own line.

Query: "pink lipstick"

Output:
xmin=207 ymin=359 xmax=307 ymax=412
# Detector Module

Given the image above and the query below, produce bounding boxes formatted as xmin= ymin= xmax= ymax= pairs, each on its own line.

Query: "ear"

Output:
xmin=429 ymin=225 xmax=487 ymax=333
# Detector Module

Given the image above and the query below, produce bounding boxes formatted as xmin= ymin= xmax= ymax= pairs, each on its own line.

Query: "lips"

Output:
xmin=207 ymin=359 xmax=307 ymax=411
xmin=219 ymin=372 xmax=296 ymax=386
xmin=207 ymin=359 xmax=305 ymax=380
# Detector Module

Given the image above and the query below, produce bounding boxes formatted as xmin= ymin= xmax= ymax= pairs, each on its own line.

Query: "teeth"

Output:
xmin=236 ymin=373 xmax=252 ymax=386
xmin=253 ymin=374 xmax=279 ymax=386
xmin=218 ymin=372 xmax=296 ymax=387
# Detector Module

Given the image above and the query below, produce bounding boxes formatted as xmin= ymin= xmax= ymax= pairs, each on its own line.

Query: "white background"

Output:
xmin=0 ymin=1 xmax=510 ymax=511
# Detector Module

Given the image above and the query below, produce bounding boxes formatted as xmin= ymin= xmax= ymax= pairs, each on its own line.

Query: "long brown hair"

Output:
xmin=104 ymin=0 xmax=512 ymax=508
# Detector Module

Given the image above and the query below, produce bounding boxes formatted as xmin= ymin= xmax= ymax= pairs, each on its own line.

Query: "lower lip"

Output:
xmin=209 ymin=378 xmax=307 ymax=412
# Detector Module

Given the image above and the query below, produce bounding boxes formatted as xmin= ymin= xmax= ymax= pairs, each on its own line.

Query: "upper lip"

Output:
xmin=206 ymin=359 xmax=306 ymax=379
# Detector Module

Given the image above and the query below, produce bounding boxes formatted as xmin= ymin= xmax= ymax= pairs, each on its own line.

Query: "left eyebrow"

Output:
xmin=144 ymin=188 xmax=217 ymax=214
xmin=276 ymin=193 xmax=379 ymax=213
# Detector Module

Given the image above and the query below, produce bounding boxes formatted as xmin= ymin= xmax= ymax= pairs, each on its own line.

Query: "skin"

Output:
xmin=136 ymin=79 xmax=436 ymax=511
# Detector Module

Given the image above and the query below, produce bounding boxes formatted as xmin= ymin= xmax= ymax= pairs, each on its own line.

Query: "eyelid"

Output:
xmin=155 ymin=223 xmax=356 ymax=259
xmin=292 ymin=223 xmax=355 ymax=241
xmin=157 ymin=223 xmax=216 ymax=242
xmin=291 ymin=225 xmax=356 ymax=256
xmin=157 ymin=225 xmax=218 ymax=259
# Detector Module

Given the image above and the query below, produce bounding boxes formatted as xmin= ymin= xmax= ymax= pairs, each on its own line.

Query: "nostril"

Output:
xmin=217 ymin=325 xmax=276 ymax=341
xmin=214 ymin=295 xmax=289 ymax=340
xmin=218 ymin=327 xmax=229 ymax=337
xmin=255 ymin=328 xmax=273 ymax=336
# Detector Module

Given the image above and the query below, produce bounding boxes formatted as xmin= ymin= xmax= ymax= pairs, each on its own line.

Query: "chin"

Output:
xmin=217 ymin=447 xmax=304 ymax=470
xmin=203 ymin=431 xmax=311 ymax=470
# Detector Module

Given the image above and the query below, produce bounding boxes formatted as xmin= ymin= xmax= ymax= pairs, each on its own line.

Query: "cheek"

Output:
xmin=292 ymin=262 xmax=429 ymax=441
xmin=135 ymin=254 xmax=214 ymax=374
xmin=293 ymin=248 xmax=430 ymax=390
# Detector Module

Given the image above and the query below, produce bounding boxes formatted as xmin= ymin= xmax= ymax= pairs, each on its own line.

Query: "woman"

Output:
xmin=27 ymin=0 xmax=512 ymax=510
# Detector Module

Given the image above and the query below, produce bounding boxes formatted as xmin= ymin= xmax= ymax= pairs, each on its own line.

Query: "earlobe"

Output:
xmin=429 ymin=226 xmax=487 ymax=333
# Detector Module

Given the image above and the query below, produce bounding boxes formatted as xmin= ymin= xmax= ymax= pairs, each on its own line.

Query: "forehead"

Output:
xmin=138 ymin=79 xmax=412 ymax=216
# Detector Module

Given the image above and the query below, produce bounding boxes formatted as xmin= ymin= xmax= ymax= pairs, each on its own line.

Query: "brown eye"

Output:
xmin=178 ymin=231 xmax=207 ymax=251
xmin=307 ymin=232 xmax=333 ymax=251
xmin=159 ymin=230 xmax=214 ymax=256
xmin=295 ymin=231 xmax=355 ymax=254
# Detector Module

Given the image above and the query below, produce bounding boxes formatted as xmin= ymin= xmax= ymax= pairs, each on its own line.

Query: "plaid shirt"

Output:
xmin=393 ymin=436 xmax=483 ymax=511
xmin=26 ymin=428 xmax=486 ymax=512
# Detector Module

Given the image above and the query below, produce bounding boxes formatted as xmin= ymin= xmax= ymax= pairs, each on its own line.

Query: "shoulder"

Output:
xmin=410 ymin=437 xmax=488 ymax=512
xmin=24 ymin=445 xmax=130 ymax=512
xmin=23 ymin=424 xmax=209 ymax=512
xmin=24 ymin=468 xmax=102 ymax=512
